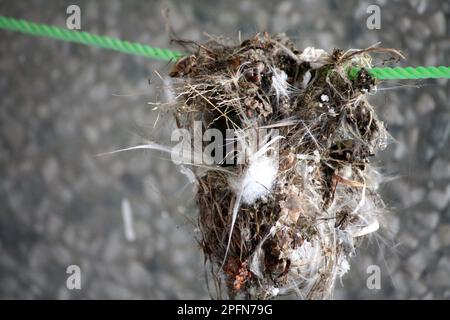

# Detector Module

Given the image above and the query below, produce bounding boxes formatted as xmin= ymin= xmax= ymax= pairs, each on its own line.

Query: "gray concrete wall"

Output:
xmin=0 ymin=0 xmax=448 ymax=299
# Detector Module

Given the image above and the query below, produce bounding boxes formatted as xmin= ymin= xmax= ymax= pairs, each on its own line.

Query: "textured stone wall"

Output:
xmin=0 ymin=0 xmax=448 ymax=299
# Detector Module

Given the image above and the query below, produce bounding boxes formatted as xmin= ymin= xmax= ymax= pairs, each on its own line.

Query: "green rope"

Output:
xmin=349 ymin=66 xmax=450 ymax=80
xmin=1 ymin=16 xmax=449 ymax=81
xmin=0 ymin=16 xmax=182 ymax=61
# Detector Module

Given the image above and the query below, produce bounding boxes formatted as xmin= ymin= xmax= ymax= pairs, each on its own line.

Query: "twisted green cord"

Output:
xmin=1 ymin=16 xmax=449 ymax=81
xmin=349 ymin=66 xmax=450 ymax=80
xmin=0 ymin=16 xmax=183 ymax=61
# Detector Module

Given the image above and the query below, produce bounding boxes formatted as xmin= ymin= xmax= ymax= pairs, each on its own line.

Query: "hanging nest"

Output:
xmin=167 ymin=33 xmax=403 ymax=299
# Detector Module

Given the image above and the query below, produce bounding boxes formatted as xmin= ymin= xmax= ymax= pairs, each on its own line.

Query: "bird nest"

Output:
xmin=166 ymin=33 xmax=403 ymax=299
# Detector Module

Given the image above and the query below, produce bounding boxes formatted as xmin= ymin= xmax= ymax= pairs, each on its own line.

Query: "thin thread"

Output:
xmin=0 ymin=15 xmax=182 ymax=61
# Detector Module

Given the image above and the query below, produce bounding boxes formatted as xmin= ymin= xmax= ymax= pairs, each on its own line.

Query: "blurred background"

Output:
xmin=0 ymin=0 xmax=449 ymax=299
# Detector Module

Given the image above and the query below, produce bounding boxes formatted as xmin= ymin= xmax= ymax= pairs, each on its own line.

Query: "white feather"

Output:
xmin=222 ymin=132 xmax=281 ymax=266
xmin=121 ymin=198 xmax=136 ymax=242
xmin=230 ymin=155 xmax=278 ymax=204
xmin=299 ymin=47 xmax=329 ymax=69
xmin=271 ymin=68 xmax=289 ymax=102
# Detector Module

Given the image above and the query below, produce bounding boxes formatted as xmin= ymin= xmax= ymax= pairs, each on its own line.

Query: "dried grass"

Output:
xmin=167 ymin=32 xmax=402 ymax=299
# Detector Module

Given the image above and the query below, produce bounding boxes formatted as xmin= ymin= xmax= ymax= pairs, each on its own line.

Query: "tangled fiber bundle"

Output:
xmin=167 ymin=33 xmax=403 ymax=299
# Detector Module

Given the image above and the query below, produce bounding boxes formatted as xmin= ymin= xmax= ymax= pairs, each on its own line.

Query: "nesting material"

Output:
xmin=168 ymin=33 xmax=402 ymax=299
